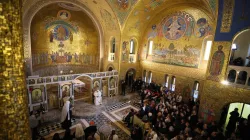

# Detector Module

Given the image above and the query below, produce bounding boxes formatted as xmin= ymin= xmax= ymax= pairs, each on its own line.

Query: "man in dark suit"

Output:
xmin=121 ymin=80 xmax=126 ymax=96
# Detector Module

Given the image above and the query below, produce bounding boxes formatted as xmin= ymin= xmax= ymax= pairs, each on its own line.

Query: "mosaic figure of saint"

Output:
xmin=32 ymin=90 xmax=42 ymax=103
xmin=60 ymin=12 xmax=69 ymax=20
xmin=185 ymin=16 xmax=194 ymax=41
xmin=209 ymin=45 xmax=225 ymax=76
xmin=122 ymin=41 xmax=127 ymax=61
xmin=167 ymin=16 xmax=181 ymax=39
xmin=57 ymin=25 xmax=66 ymax=41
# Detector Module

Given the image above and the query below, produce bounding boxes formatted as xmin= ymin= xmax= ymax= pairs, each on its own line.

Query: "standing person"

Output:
xmin=63 ymin=128 xmax=74 ymax=140
xmin=61 ymin=101 xmax=72 ymax=130
xmin=121 ymin=80 xmax=126 ymax=96
xmin=29 ymin=111 xmax=39 ymax=140
xmin=93 ymin=89 xmax=102 ymax=105
xmin=226 ymin=108 xmax=239 ymax=137
xmin=219 ymin=106 xmax=228 ymax=128
xmin=108 ymin=130 xmax=118 ymax=140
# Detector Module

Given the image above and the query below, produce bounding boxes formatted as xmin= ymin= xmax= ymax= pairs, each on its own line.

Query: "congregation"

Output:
xmin=29 ymin=79 xmax=250 ymax=140
xmin=124 ymin=81 xmax=250 ymax=140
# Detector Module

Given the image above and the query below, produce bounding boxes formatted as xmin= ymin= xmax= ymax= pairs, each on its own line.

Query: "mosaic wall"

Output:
xmin=106 ymin=0 xmax=138 ymax=26
xmin=141 ymin=9 xmax=215 ymax=68
xmin=31 ymin=4 xmax=99 ymax=74
xmin=200 ymin=79 xmax=250 ymax=121
xmin=0 ymin=0 xmax=31 ymax=139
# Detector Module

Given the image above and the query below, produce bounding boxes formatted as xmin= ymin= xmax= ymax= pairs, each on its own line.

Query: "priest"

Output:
xmin=93 ymin=90 xmax=102 ymax=105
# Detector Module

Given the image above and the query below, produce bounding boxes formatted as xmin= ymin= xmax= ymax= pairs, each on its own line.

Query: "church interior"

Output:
xmin=1 ymin=0 xmax=250 ymax=140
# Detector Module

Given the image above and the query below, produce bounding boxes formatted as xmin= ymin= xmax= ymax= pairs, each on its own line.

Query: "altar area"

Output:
xmin=26 ymin=71 xmax=119 ymax=112
xmin=35 ymin=92 xmax=141 ymax=140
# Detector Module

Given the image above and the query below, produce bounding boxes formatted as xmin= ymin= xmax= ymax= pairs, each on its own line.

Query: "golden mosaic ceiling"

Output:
xmin=23 ymin=0 xmax=217 ymax=32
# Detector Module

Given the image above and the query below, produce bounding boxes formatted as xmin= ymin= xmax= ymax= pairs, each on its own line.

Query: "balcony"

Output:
xmin=227 ymin=65 xmax=250 ymax=89
xmin=129 ymin=54 xmax=136 ymax=63
xmin=109 ymin=53 xmax=115 ymax=61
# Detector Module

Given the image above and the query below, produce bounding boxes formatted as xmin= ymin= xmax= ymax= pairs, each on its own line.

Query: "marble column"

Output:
xmin=0 ymin=0 xmax=31 ymax=139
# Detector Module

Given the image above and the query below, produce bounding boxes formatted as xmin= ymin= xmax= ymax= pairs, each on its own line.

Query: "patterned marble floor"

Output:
xmin=36 ymin=92 xmax=141 ymax=140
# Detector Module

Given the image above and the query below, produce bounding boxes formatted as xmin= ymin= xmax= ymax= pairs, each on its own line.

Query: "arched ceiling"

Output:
xmin=22 ymin=0 xmax=120 ymax=35
xmin=124 ymin=0 xmax=216 ymax=37
xmin=23 ymin=0 xmax=217 ymax=33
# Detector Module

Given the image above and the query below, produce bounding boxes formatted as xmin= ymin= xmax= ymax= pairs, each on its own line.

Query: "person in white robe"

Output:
xmin=94 ymin=90 xmax=102 ymax=105
xmin=61 ymin=101 xmax=72 ymax=129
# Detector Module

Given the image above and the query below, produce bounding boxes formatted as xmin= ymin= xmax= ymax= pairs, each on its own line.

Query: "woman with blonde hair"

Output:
xmin=74 ymin=123 xmax=84 ymax=140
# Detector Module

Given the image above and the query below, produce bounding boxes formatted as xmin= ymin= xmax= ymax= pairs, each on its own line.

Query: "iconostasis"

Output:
xmin=30 ymin=3 xmax=99 ymax=76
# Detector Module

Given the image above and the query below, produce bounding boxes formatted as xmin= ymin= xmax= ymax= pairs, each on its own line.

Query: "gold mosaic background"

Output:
xmin=206 ymin=41 xmax=231 ymax=82
xmin=0 ymin=0 xmax=31 ymax=139
xmin=31 ymin=4 xmax=99 ymax=72
xmin=200 ymin=80 xmax=250 ymax=121
xmin=140 ymin=7 xmax=215 ymax=67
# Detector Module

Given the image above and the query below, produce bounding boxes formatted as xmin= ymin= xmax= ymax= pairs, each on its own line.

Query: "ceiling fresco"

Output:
xmin=105 ymin=0 xmax=138 ymax=27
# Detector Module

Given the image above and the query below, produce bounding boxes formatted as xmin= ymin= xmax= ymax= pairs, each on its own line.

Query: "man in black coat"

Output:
xmin=226 ymin=108 xmax=239 ymax=137
xmin=84 ymin=121 xmax=97 ymax=140
xmin=121 ymin=80 xmax=126 ymax=96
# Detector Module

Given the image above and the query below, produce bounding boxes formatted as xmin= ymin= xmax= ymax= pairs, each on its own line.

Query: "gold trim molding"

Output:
xmin=220 ymin=0 xmax=234 ymax=33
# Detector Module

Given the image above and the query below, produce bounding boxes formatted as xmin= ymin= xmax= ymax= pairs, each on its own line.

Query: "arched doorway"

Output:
xmin=73 ymin=75 xmax=92 ymax=102
xmin=108 ymin=67 xmax=113 ymax=71
xmin=125 ymin=68 xmax=136 ymax=88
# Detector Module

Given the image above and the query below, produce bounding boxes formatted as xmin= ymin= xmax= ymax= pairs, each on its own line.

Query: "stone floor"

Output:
xmin=37 ymin=92 xmax=141 ymax=140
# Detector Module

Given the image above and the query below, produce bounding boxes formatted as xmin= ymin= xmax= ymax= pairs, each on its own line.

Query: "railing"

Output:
xmin=26 ymin=70 xmax=119 ymax=86
xmin=226 ymin=65 xmax=250 ymax=89
xmin=129 ymin=54 xmax=136 ymax=63
xmin=109 ymin=53 xmax=115 ymax=61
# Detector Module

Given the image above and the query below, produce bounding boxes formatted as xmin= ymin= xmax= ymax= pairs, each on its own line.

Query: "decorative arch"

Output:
xmin=106 ymin=64 xmax=115 ymax=71
xmin=124 ymin=67 xmax=136 ymax=78
xmin=22 ymin=0 xmax=104 ymax=75
xmin=125 ymin=68 xmax=136 ymax=87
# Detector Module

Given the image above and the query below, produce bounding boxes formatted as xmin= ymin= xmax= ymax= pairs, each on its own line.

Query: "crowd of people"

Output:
xmin=30 ymin=78 xmax=250 ymax=140
xmin=124 ymin=81 xmax=250 ymax=140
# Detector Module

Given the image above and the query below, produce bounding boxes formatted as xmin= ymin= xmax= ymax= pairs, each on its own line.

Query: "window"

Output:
xmin=148 ymin=40 xmax=153 ymax=55
xmin=129 ymin=39 xmax=136 ymax=63
xmin=227 ymin=70 xmax=236 ymax=83
xmin=109 ymin=38 xmax=115 ymax=61
xmin=204 ymin=40 xmax=212 ymax=60
xmin=171 ymin=76 xmax=176 ymax=92
xmin=165 ymin=75 xmax=169 ymax=88
xmin=193 ymin=81 xmax=199 ymax=101
xmin=130 ymin=39 xmax=135 ymax=54
xmin=111 ymin=38 xmax=116 ymax=53
xmin=148 ymin=71 xmax=152 ymax=83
